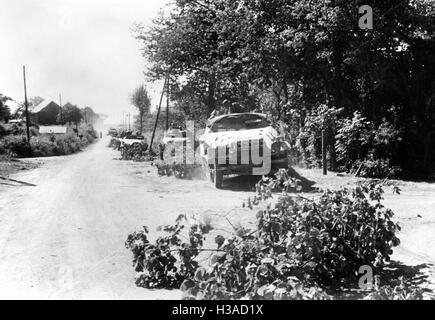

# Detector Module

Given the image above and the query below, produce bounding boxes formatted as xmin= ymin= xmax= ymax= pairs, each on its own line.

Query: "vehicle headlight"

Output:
xmin=271 ymin=142 xmax=281 ymax=154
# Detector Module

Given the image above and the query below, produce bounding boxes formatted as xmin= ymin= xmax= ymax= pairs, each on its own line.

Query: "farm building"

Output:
xmin=30 ymin=100 xmax=62 ymax=125
xmin=38 ymin=126 xmax=67 ymax=134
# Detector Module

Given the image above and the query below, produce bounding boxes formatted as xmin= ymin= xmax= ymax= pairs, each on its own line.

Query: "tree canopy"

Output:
xmin=0 ymin=93 xmax=12 ymax=122
xmin=59 ymin=104 xmax=83 ymax=128
xmin=130 ymin=85 xmax=151 ymax=134
xmin=136 ymin=0 xmax=435 ymax=176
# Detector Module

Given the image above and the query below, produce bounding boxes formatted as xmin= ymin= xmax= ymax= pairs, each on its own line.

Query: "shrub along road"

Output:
xmin=0 ymin=136 xmax=435 ymax=299
xmin=0 ymin=136 xmax=247 ymax=299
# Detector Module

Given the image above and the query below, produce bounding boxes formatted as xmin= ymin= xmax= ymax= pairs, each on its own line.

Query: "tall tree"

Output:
xmin=13 ymin=96 xmax=44 ymax=119
xmin=130 ymin=85 xmax=151 ymax=134
xmin=137 ymin=0 xmax=435 ymax=175
xmin=0 ymin=93 xmax=12 ymax=122
xmin=60 ymin=104 xmax=83 ymax=134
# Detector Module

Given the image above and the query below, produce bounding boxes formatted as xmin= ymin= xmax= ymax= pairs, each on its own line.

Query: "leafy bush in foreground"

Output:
xmin=249 ymin=183 xmax=401 ymax=285
xmin=125 ymin=215 xmax=206 ymax=289
xmin=362 ymin=276 xmax=423 ymax=300
xmin=126 ymin=170 xmax=406 ymax=299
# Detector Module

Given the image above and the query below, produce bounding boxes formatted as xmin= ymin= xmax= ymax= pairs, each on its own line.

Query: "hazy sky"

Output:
xmin=0 ymin=0 xmax=169 ymax=125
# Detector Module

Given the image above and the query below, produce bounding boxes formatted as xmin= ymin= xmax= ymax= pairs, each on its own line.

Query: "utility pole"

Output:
xmin=22 ymin=66 xmax=31 ymax=143
xmin=59 ymin=93 xmax=63 ymax=123
xmin=322 ymin=129 xmax=327 ymax=175
xmin=166 ymin=74 xmax=170 ymax=131
xmin=150 ymin=77 xmax=168 ymax=154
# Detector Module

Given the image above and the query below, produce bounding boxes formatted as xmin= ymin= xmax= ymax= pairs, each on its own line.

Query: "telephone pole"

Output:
xmin=166 ymin=74 xmax=170 ymax=131
xmin=150 ymin=77 xmax=168 ymax=153
xmin=23 ymin=66 xmax=31 ymax=143
xmin=322 ymin=129 xmax=327 ymax=175
xmin=59 ymin=93 xmax=63 ymax=122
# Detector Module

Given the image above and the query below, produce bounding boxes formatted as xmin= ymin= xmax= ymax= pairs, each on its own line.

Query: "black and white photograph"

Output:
xmin=1 ymin=0 xmax=435 ymax=304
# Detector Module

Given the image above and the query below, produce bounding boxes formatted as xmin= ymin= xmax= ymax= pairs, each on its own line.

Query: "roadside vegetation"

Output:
xmin=109 ymin=135 xmax=203 ymax=179
xmin=126 ymin=169 xmax=423 ymax=300
xmin=0 ymin=123 xmax=97 ymax=158
xmin=120 ymin=0 xmax=435 ymax=299
xmin=108 ymin=137 xmax=152 ymax=161
xmin=133 ymin=0 xmax=435 ymax=180
xmin=1 ymin=94 xmax=99 ymax=159
xmin=155 ymin=162 xmax=203 ymax=180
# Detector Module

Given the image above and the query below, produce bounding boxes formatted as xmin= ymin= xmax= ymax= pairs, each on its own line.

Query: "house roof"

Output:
xmin=31 ymin=100 xmax=60 ymax=113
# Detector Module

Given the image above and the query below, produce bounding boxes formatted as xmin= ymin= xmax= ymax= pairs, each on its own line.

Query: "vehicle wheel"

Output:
xmin=214 ymin=170 xmax=223 ymax=189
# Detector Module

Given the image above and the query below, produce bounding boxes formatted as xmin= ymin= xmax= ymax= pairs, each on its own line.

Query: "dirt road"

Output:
xmin=1 ymin=136 xmax=435 ymax=299
xmin=0 ymin=137 xmax=248 ymax=299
